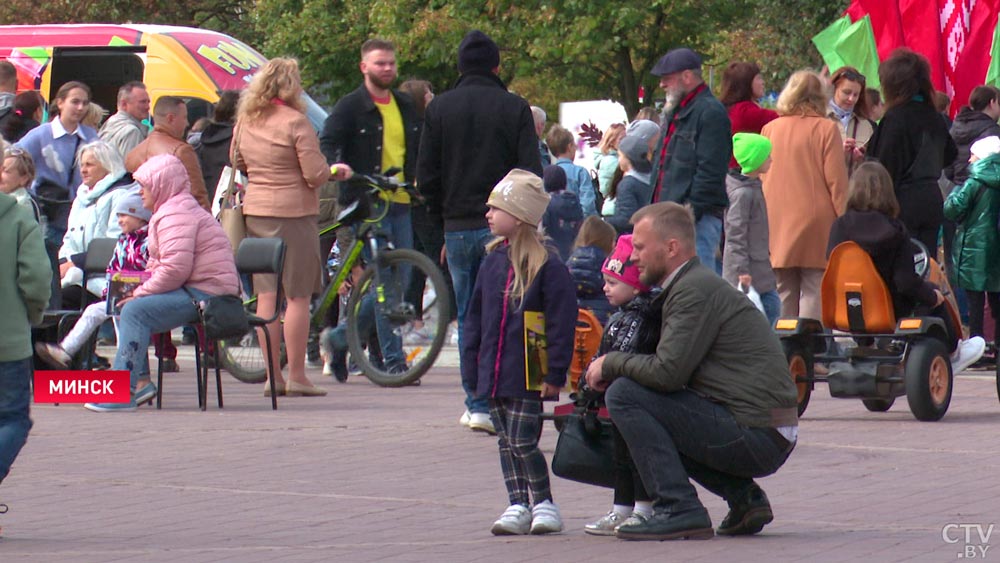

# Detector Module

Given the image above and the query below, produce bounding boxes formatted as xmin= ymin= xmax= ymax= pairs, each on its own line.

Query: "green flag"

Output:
xmin=812 ymin=14 xmax=881 ymax=89
xmin=985 ymin=21 xmax=1000 ymax=86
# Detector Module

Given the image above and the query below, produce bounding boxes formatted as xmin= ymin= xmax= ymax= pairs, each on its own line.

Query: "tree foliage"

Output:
xmin=0 ymin=0 xmax=256 ymax=42
xmin=2 ymin=0 xmax=850 ymax=118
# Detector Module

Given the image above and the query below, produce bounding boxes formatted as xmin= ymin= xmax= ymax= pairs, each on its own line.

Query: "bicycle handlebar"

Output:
xmin=347 ymin=170 xmax=424 ymax=204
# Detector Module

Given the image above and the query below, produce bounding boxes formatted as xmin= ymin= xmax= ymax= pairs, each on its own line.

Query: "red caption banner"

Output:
xmin=34 ymin=371 xmax=131 ymax=403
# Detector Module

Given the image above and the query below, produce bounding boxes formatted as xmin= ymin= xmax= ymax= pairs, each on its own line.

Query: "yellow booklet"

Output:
xmin=524 ymin=311 xmax=548 ymax=391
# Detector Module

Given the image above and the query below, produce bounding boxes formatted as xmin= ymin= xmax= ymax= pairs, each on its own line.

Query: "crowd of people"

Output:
xmin=2 ymin=27 xmax=998 ymax=542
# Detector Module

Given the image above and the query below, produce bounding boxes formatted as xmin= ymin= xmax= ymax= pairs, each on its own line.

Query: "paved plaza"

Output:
xmin=2 ymin=345 xmax=999 ymax=562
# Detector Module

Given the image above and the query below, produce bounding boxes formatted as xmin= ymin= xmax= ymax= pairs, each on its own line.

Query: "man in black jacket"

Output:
xmin=320 ymin=38 xmax=421 ymax=374
xmin=417 ymin=30 xmax=542 ymax=433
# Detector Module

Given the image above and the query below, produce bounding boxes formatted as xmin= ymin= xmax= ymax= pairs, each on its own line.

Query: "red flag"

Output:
xmin=847 ymin=0 xmax=904 ymax=62
xmin=899 ymin=0 xmax=947 ymax=92
xmin=952 ymin=0 xmax=1000 ymax=109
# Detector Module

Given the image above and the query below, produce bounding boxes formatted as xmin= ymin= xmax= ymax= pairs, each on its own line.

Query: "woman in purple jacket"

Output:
xmin=462 ymin=169 xmax=577 ymax=537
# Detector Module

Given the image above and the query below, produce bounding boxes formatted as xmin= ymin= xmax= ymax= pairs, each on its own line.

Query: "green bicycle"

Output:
xmin=218 ymin=170 xmax=451 ymax=387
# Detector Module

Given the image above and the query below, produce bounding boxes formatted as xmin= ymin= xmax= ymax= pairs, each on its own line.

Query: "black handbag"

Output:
xmin=551 ymin=410 xmax=616 ymax=488
xmin=186 ymin=290 xmax=249 ymax=340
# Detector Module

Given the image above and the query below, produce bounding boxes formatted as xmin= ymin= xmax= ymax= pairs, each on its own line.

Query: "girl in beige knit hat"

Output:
xmin=464 ymin=168 xmax=578 ymax=536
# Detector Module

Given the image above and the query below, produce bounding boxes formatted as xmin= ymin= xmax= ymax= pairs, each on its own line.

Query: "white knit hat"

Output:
xmin=971 ymin=136 xmax=1000 ymax=160
xmin=486 ymin=169 xmax=550 ymax=226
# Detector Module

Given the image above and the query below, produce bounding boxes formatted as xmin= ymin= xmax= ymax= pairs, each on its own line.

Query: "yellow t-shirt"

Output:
xmin=375 ymin=95 xmax=409 ymax=204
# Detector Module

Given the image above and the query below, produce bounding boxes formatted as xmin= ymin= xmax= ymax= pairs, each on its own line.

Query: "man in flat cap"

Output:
xmin=648 ymin=48 xmax=732 ymax=274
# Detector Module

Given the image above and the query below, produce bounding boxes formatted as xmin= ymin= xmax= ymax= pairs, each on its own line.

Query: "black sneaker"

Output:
xmin=160 ymin=358 xmax=180 ymax=373
xmin=615 ymin=508 xmax=714 ymax=541
xmin=717 ymin=485 xmax=774 ymax=536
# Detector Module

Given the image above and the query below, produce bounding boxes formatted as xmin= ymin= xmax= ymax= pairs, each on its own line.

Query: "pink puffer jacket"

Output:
xmin=131 ymin=154 xmax=239 ymax=298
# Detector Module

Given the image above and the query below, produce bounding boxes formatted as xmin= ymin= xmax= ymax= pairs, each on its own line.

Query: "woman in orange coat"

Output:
xmin=761 ymin=71 xmax=849 ymax=319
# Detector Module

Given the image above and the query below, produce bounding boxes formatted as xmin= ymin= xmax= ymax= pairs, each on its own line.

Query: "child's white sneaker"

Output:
xmin=530 ymin=499 xmax=563 ymax=534
xmin=491 ymin=504 xmax=531 ymax=535
xmin=35 ymin=342 xmax=71 ymax=369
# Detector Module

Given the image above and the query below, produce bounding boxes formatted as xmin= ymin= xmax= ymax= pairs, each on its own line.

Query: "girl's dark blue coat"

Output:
xmin=461 ymin=243 xmax=578 ymax=399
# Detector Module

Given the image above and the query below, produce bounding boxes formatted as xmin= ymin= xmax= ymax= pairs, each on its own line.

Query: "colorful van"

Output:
xmin=0 ymin=24 xmax=327 ymax=130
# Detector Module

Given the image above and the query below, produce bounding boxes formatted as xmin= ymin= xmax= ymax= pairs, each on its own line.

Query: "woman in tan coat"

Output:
xmin=233 ymin=58 xmax=351 ymax=397
xmin=761 ymin=71 xmax=849 ymax=319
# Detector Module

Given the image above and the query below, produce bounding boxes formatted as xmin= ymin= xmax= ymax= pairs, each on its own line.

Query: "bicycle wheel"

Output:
xmin=345 ymin=248 xmax=450 ymax=386
xmin=218 ymin=329 xmax=287 ymax=384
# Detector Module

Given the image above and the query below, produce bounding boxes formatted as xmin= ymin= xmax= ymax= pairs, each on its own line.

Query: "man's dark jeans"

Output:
xmin=605 ymin=378 xmax=794 ymax=514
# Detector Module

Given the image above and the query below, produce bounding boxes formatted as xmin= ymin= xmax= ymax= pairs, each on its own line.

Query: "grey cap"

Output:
xmin=626 ymin=119 xmax=661 ymax=145
xmin=619 ymin=134 xmax=652 ymax=174
xmin=651 ymin=47 xmax=702 ymax=77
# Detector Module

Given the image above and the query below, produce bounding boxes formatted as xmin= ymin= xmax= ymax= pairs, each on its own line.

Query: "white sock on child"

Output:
xmin=613 ymin=504 xmax=633 ymax=517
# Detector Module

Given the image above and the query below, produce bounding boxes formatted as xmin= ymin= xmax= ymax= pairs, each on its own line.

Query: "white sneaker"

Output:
xmin=530 ymin=500 xmax=563 ymax=534
xmin=468 ymin=412 xmax=496 ymax=434
xmin=952 ymin=336 xmax=986 ymax=374
xmin=35 ymin=342 xmax=72 ymax=369
xmin=322 ymin=362 xmax=333 ymax=377
xmin=584 ymin=510 xmax=628 ymax=536
xmin=459 ymin=410 xmax=471 ymax=427
xmin=491 ymin=504 xmax=531 ymax=535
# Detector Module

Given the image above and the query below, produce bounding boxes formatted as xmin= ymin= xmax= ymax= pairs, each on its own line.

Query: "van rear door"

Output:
xmin=49 ymin=47 xmax=145 ymax=114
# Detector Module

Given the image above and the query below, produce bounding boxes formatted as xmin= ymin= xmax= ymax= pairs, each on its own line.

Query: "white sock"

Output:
xmin=612 ymin=504 xmax=632 ymax=517
xmin=633 ymin=501 xmax=653 ymax=517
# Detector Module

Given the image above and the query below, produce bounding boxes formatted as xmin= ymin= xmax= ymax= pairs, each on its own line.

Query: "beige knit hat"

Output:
xmin=486 ymin=169 xmax=550 ymax=226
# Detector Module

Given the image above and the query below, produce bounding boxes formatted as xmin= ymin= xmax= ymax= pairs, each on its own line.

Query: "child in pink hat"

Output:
xmin=584 ymin=233 xmax=661 ymax=535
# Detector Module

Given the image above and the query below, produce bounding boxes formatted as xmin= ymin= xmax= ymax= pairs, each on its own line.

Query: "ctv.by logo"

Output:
xmin=942 ymin=523 xmax=994 ymax=559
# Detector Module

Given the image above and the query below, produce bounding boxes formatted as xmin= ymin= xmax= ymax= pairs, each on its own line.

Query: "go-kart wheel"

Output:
xmin=862 ymin=397 xmax=895 ymax=412
xmin=782 ymin=341 xmax=813 ymax=417
xmin=904 ymin=338 xmax=952 ymax=421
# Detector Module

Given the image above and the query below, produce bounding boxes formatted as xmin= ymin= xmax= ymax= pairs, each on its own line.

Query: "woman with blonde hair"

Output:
xmin=593 ymin=123 xmax=625 ymax=216
xmin=233 ymin=57 xmax=352 ymax=397
xmin=761 ymin=70 xmax=849 ymax=319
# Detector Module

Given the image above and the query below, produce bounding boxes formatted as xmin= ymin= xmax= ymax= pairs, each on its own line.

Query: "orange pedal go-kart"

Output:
xmin=775 ymin=240 xmax=965 ymax=422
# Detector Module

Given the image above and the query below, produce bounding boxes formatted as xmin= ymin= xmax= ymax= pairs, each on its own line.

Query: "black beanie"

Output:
xmin=458 ymin=30 xmax=500 ymax=73
xmin=542 ymin=165 xmax=567 ymax=193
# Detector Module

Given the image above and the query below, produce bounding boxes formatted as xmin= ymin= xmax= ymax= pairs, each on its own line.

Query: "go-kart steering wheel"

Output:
xmin=911 ymin=238 xmax=930 ymax=279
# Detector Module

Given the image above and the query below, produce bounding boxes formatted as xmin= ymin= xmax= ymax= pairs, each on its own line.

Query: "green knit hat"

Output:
xmin=733 ymin=133 xmax=772 ymax=175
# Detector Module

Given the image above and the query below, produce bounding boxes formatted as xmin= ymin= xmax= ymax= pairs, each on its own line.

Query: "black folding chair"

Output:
xmin=235 ymin=237 xmax=286 ymax=411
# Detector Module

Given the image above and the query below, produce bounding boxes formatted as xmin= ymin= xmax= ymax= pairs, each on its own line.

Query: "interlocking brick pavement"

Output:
xmin=2 ymin=345 xmax=998 ymax=562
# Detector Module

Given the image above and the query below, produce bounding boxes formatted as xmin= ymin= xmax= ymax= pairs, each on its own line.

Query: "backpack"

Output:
xmin=590 ymin=169 xmax=604 ymax=214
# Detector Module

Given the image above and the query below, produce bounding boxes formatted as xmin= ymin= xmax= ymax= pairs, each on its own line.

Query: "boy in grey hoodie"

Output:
xmin=722 ymin=133 xmax=779 ymax=324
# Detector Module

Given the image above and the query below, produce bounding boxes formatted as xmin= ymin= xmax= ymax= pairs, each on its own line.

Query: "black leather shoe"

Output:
xmin=717 ymin=485 xmax=773 ymax=536
xmin=615 ymin=508 xmax=714 ymax=541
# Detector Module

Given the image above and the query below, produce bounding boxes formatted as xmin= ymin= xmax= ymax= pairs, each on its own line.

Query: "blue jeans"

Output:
xmin=695 ymin=214 xmax=723 ymax=274
xmin=114 ymin=287 xmax=209 ymax=390
xmin=445 ymin=227 xmax=494 ymax=414
xmin=760 ymin=289 xmax=781 ymax=327
xmin=0 ymin=358 xmax=33 ymax=485
xmin=367 ymin=203 xmax=412 ymax=370
xmin=606 ymin=378 xmax=794 ymax=513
